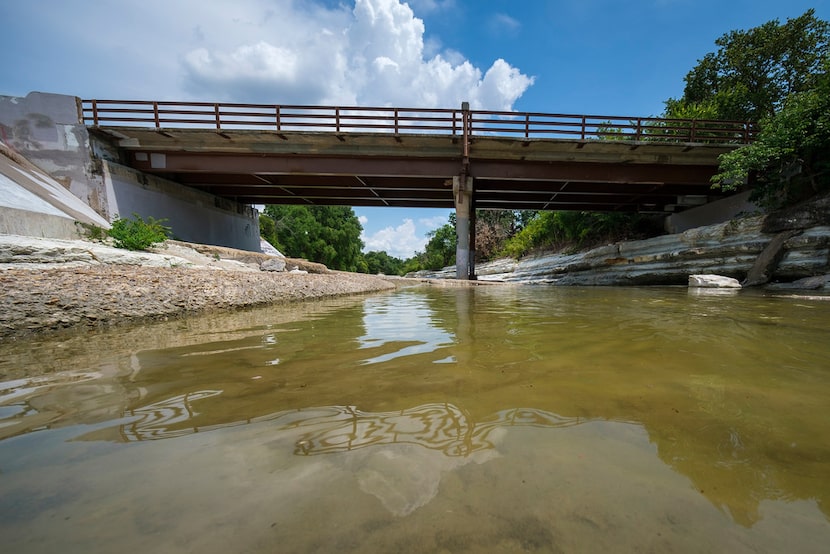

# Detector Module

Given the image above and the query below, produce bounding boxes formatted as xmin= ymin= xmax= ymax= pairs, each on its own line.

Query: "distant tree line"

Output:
xmin=261 ymin=10 xmax=829 ymax=273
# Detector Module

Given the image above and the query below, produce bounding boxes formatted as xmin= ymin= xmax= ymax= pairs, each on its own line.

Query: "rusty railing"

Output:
xmin=81 ymin=99 xmax=756 ymax=144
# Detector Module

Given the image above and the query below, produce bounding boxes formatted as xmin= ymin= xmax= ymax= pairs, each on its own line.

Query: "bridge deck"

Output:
xmin=84 ymin=100 xmax=753 ymax=212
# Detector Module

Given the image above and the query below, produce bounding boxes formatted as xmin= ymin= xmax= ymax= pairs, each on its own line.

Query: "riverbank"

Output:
xmin=410 ymin=194 xmax=830 ymax=288
xmin=0 ymin=265 xmax=400 ymax=339
xmin=0 ymin=234 xmax=503 ymax=340
xmin=0 ymin=235 xmax=403 ymax=339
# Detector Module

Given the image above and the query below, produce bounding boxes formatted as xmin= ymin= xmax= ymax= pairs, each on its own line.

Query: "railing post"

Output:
xmin=214 ymin=104 xmax=221 ymax=130
xmin=335 ymin=107 xmax=340 ymax=132
xmin=690 ymin=119 xmax=697 ymax=142
xmin=525 ymin=114 xmax=530 ymax=139
xmin=581 ymin=115 xmax=586 ymax=140
xmin=91 ymin=99 xmax=99 ymax=126
xmin=153 ymin=101 xmax=160 ymax=128
xmin=275 ymin=105 xmax=281 ymax=131
xmin=394 ymin=108 xmax=399 ymax=134
xmin=461 ymin=101 xmax=470 ymax=159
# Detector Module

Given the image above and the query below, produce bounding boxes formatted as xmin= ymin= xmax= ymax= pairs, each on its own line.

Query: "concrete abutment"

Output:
xmin=0 ymin=92 xmax=260 ymax=250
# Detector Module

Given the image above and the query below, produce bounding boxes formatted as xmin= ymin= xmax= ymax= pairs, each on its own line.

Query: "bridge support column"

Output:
xmin=454 ymin=175 xmax=475 ymax=280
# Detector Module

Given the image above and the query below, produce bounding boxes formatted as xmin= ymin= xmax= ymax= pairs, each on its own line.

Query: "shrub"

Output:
xmin=501 ymin=211 xmax=660 ymax=259
xmin=108 ymin=213 xmax=171 ymax=251
xmin=75 ymin=221 xmax=108 ymax=242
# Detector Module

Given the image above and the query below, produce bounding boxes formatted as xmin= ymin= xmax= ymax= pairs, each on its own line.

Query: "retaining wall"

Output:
xmin=0 ymin=91 xmax=260 ymax=251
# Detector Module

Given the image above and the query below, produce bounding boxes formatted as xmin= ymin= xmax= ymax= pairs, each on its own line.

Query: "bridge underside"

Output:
xmin=91 ymin=128 xmax=737 ymax=213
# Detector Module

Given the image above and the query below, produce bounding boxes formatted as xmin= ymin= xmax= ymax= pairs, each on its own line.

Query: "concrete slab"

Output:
xmin=0 ymin=144 xmax=110 ymax=239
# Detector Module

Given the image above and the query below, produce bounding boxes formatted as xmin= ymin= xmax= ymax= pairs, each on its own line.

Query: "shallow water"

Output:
xmin=1 ymin=285 xmax=829 ymax=553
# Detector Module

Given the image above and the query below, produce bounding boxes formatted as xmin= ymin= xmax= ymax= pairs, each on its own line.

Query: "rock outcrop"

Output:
xmin=410 ymin=195 xmax=830 ymax=287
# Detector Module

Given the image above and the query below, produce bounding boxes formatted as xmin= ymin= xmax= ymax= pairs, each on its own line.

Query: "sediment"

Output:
xmin=0 ymin=264 xmax=397 ymax=339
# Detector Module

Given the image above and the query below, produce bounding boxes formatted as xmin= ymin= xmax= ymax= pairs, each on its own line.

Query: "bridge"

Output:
xmin=82 ymin=99 xmax=755 ymax=278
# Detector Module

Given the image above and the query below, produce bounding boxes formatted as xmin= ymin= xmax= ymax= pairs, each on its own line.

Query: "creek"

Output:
xmin=1 ymin=285 xmax=829 ymax=553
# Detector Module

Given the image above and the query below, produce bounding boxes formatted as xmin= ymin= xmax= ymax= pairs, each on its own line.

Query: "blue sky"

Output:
xmin=1 ymin=0 xmax=827 ymax=258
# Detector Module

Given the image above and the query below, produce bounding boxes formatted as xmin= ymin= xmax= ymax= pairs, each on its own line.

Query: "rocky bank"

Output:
xmin=3 ymin=194 xmax=829 ymax=340
xmin=413 ymin=194 xmax=830 ymax=289
xmin=0 ymin=236 xmax=399 ymax=339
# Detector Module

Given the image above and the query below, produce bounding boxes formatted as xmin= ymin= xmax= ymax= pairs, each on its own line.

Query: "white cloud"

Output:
xmin=418 ymin=215 xmax=449 ymax=230
xmin=17 ymin=0 xmax=532 ymax=108
xmin=406 ymin=0 xmax=456 ymax=14
xmin=358 ymin=215 xmax=368 ymax=225
xmin=179 ymin=0 xmax=533 ymax=108
xmin=362 ymin=218 xmax=427 ymax=259
xmin=489 ymin=13 xmax=521 ymax=36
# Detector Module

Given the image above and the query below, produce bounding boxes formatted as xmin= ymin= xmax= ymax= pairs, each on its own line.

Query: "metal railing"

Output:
xmin=81 ymin=99 xmax=756 ymax=144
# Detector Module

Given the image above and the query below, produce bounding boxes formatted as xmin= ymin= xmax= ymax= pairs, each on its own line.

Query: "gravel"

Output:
xmin=0 ymin=238 xmax=398 ymax=339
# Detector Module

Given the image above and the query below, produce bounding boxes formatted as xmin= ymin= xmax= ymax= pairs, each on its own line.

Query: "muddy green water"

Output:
xmin=1 ymin=285 xmax=829 ymax=553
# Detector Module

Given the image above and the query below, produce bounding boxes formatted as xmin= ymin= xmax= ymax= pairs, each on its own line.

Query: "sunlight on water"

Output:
xmin=357 ymin=293 xmax=455 ymax=365
xmin=0 ymin=285 xmax=829 ymax=553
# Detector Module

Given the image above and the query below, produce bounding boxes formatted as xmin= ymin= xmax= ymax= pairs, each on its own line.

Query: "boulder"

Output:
xmin=763 ymin=193 xmax=830 ymax=233
xmin=688 ymin=274 xmax=742 ymax=288
xmin=260 ymin=257 xmax=286 ymax=272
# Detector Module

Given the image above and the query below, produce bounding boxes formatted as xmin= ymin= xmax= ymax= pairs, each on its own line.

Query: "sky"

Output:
xmin=1 ymin=0 xmax=827 ymax=258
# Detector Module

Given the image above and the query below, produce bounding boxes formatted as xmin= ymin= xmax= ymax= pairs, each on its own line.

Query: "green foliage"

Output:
xmin=501 ymin=211 xmax=658 ymax=259
xmin=401 ymin=215 xmax=457 ymax=273
xmin=421 ymin=222 xmax=457 ymax=270
xmin=713 ymin=59 xmax=830 ymax=208
xmin=653 ymin=99 xmax=734 ymax=142
xmin=108 ymin=213 xmax=171 ymax=251
xmin=363 ymin=250 xmax=405 ymax=275
xmin=259 ymin=213 xmax=277 ymax=247
xmin=671 ymin=10 xmax=829 ymax=122
xmin=75 ymin=221 xmax=108 ymax=242
xmin=263 ymin=205 xmax=365 ymax=271
xmin=662 ymin=10 xmax=830 ymax=208
xmin=471 ymin=209 xmax=536 ymax=261
xmin=595 ymin=121 xmax=626 ymax=140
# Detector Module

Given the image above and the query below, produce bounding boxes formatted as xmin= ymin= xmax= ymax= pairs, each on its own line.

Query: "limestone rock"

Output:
xmin=767 ymin=274 xmax=830 ymax=290
xmin=688 ymin=274 xmax=742 ymax=288
xmin=763 ymin=193 xmax=830 ymax=233
xmin=415 ymin=205 xmax=828 ymax=286
xmin=260 ymin=257 xmax=286 ymax=272
xmin=742 ymin=230 xmax=801 ymax=287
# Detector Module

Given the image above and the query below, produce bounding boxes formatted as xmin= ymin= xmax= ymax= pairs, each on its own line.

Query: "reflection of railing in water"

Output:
xmin=289 ymin=404 xmax=584 ymax=457
xmin=119 ymin=392 xmax=585 ymax=456
xmin=121 ymin=390 xmax=223 ymax=441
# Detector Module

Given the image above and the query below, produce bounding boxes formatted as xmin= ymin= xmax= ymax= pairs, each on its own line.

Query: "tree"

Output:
xmin=663 ymin=10 xmax=830 ymax=208
xmin=401 ymin=214 xmax=457 ymax=273
xmin=475 ymin=209 xmax=513 ymax=262
xmin=364 ymin=250 xmax=404 ymax=275
xmin=668 ymin=10 xmax=830 ymax=122
xmin=421 ymin=221 xmax=457 ymax=270
xmin=501 ymin=211 xmax=660 ymax=259
xmin=713 ymin=57 xmax=830 ymax=207
xmin=263 ymin=205 xmax=365 ymax=271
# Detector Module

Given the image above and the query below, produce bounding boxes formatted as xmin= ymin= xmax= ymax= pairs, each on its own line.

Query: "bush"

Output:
xmin=108 ymin=213 xmax=171 ymax=250
xmin=75 ymin=221 xmax=108 ymax=242
xmin=501 ymin=211 xmax=660 ymax=259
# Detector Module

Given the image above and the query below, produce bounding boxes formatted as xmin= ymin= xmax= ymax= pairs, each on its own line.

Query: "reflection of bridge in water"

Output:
xmin=120 ymin=393 xmax=585 ymax=457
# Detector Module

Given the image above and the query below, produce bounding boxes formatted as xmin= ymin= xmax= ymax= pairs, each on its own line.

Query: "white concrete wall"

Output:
xmin=103 ymin=161 xmax=260 ymax=251
xmin=664 ymin=191 xmax=760 ymax=233
xmin=1 ymin=91 xmax=261 ymax=251
xmin=0 ymin=92 xmax=107 ymax=215
xmin=0 ymin=143 xmax=110 ymax=239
